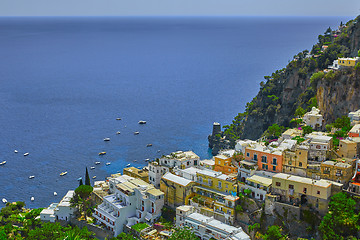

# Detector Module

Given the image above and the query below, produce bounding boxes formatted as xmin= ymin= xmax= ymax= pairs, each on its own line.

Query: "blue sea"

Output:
xmin=0 ymin=16 xmax=351 ymax=208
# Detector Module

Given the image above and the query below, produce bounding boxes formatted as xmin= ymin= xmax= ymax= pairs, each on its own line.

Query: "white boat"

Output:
xmin=30 ymin=197 xmax=34 ymax=201
xmin=92 ymin=176 xmax=96 ymax=179
xmin=126 ymin=163 xmax=131 ymax=167
xmin=0 ymin=161 xmax=6 ymax=166
xmin=104 ymin=138 xmax=110 ymax=141
xmin=90 ymin=166 xmax=95 ymax=170
xmin=116 ymin=131 xmax=121 ymax=135
xmin=24 ymin=152 xmax=29 ymax=156
xmin=138 ymin=121 xmax=147 ymax=124
xmin=157 ymin=150 xmax=161 ymax=152
xmin=134 ymin=131 xmax=140 ymax=135
xmin=54 ymin=192 xmax=57 ymax=196
xmin=145 ymin=158 xmax=150 ymax=162
xmin=14 ymin=150 xmax=18 ymax=153
xmin=116 ymin=118 xmax=122 ymax=120
xmin=60 ymin=171 xmax=67 ymax=176
xmin=2 ymin=198 xmax=7 ymax=204
xmin=106 ymin=162 xmax=111 ymax=166
xmin=146 ymin=144 xmax=152 ymax=147
xmin=95 ymin=162 xmax=100 ymax=165
xmin=29 ymin=175 xmax=35 ymax=179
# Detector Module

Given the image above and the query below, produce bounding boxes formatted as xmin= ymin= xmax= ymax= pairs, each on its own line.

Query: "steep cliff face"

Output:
xmin=317 ymin=69 xmax=360 ymax=124
xmin=209 ymin=16 xmax=360 ymax=153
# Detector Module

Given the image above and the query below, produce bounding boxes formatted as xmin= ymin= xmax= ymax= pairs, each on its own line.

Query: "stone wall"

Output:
xmin=274 ymin=202 xmax=300 ymax=221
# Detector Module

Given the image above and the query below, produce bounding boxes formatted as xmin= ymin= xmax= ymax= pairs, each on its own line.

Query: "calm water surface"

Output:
xmin=0 ymin=16 xmax=350 ymax=208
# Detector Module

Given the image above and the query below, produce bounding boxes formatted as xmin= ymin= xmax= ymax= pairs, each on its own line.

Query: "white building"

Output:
xmin=349 ymin=109 xmax=360 ymax=123
xmin=176 ymin=206 xmax=250 ymax=240
xmin=159 ymin=151 xmax=200 ymax=168
xmin=148 ymin=161 xmax=170 ymax=188
xmin=93 ymin=175 xmax=164 ymax=236
xmin=240 ymin=174 xmax=272 ymax=201
xmin=303 ymin=107 xmax=323 ymax=129
xmin=235 ymin=140 xmax=257 ymax=154
xmin=148 ymin=151 xmax=200 ymax=188
xmin=40 ymin=190 xmax=75 ymax=223
xmin=173 ymin=166 xmax=202 ymax=181
xmin=305 ymin=132 xmax=333 ymax=161
xmin=328 ymin=60 xmax=340 ymax=70
xmin=200 ymin=159 xmax=215 ymax=170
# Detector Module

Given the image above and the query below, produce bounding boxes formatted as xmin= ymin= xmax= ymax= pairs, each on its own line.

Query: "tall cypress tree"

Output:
xmin=79 ymin=178 xmax=83 ymax=186
xmin=85 ymin=167 xmax=91 ymax=186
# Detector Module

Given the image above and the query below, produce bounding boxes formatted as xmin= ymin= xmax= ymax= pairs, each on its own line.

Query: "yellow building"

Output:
xmin=283 ymin=146 xmax=309 ymax=177
xmin=320 ymin=160 xmax=353 ymax=184
xmin=213 ymin=154 xmax=238 ymax=175
xmin=338 ymin=139 xmax=357 ymax=159
xmin=123 ymin=167 xmax=149 ymax=183
xmin=191 ymin=169 xmax=238 ymax=224
xmin=272 ymin=173 xmax=341 ymax=215
xmin=338 ymin=57 xmax=359 ymax=67
xmin=160 ymin=172 xmax=195 ymax=208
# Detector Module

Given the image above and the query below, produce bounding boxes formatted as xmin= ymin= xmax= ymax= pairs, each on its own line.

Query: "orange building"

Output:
xmin=244 ymin=145 xmax=283 ymax=172
xmin=213 ymin=154 xmax=238 ymax=175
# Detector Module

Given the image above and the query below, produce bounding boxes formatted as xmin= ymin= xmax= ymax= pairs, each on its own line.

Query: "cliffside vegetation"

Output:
xmin=215 ymin=16 xmax=360 ymax=146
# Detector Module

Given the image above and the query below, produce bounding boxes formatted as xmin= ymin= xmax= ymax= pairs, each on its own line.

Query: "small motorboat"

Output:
xmin=126 ymin=163 xmax=131 ymax=167
xmin=104 ymin=138 xmax=110 ymax=141
xmin=77 ymin=177 xmax=82 ymax=181
xmin=116 ymin=131 xmax=121 ymax=135
xmin=138 ymin=121 xmax=147 ymax=124
xmin=2 ymin=198 xmax=7 ymax=204
xmin=95 ymin=162 xmax=100 ymax=165
xmin=98 ymin=152 xmax=106 ymax=156
xmin=54 ymin=192 xmax=57 ymax=196
xmin=0 ymin=161 xmax=6 ymax=166
xmin=134 ymin=131 xmax=140 ymax=135
xmin=60 ymin=171 xmax=68 ymax=176
xmin=116 ymin=118 xmax=122 ymax=120
xmin=106 ymin=162 xmax=111 ymax=166
xmin=92 ymin=176 xmax=96 ymax=179
xmin=30 ymin=197 xmax=34 ymax=201
xmin=157 ymin=150 xmax=161 ymax=153
xmin=14 ymin=150 xmax=18 ymax=153
xmin=29 ymin=175 xmax=35 ymax=179
xmin=90 ymin=166 xmax=95 ymax=170
xmin=24 ymin=152 xmax=29 ymax=156
xmin=146 ymin=144 xmax=152 ymax=147
xmin=145 ymin=158 xmax=150 ymax=162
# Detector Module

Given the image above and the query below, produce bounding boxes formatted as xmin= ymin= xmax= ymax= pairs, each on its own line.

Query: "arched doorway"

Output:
xmin=300 ymin=194 xmax=307 ymax=205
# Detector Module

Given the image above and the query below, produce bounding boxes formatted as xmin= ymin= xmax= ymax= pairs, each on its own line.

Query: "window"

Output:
xmin=218 ymin=181 xmax=222 ymax=188
xmin=299 ymin=162 xmax=302 ymax=167
xmin=225 ymin=184 xmax=228 ymax=188
xmin=289 ymin=184 xmax=294 ymax=189
xmin=303 ymin=188 xmax=307 ymax=193
xmin=272 ymin=166 xmax=276 ymax=171
xmin=276 ymin=182 xmax=281 ymax=187
xmin=272 ymin=158 xmax=277 ymax=165
xmin=246 ymin=152 xmax=250 ymax=157
xmin=261 ymin=155 xmax=267 ymax=163
xmin=265 ymin=165 xmax=268 ymax=170
xmin=262 ymin=164 xmax=266 ymax=169
xmin=317 ymin=190 xmax=320 ymax=195
xmin=187 ymin=162 xmax=189 ymax=166
xmin=299 ymin=152 xmax=301 ymax=155
xmin=254 ymin=154 xmax=258 ymax=161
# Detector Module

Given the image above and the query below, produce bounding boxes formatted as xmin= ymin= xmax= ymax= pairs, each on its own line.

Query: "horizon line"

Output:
xmin=0 ymin=15 xmax=356 ymax=18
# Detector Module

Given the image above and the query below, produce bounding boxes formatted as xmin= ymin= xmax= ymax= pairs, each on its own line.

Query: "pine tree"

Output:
xmin=85 ymin=167 xmax=91 ymax=186
xmin=79 ymin=178 xmax=83 ymax=186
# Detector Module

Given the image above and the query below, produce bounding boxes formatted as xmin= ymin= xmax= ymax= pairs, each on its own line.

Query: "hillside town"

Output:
xmin=34 ymin=105 xmax=360 ymax=239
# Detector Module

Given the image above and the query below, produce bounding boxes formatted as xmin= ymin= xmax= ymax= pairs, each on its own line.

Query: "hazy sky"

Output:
xmin=1 ymin=0 xmax=359 ymax=17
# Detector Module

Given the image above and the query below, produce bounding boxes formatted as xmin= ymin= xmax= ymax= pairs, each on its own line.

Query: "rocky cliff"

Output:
xmin=209 ymin=16 xmax=360 ymax=153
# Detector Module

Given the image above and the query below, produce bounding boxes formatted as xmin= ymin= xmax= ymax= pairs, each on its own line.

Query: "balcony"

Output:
xmin=92 ymin=213 xmax=115 ymax=229
xmin=95 ymin=207 xmax=118 ymax=221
